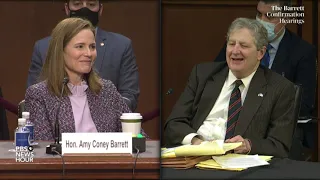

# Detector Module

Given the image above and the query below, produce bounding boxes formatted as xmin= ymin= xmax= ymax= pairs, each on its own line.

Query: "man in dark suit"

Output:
xmin=27 ymin=0 xmax=139 ymax=111
xmin=216 ymin=0 xmax=316 ymax=118
xmin=215 ymin=0 xmax=317 ymax=149
xmin=164 ymin=18 xmax=296 ymax=158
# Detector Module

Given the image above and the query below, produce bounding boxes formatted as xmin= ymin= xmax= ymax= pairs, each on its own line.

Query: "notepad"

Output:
xmin=161 ymin=147 xmax=176 ymax=158
xmin=161 ymin=140 xmax=242 ymax=158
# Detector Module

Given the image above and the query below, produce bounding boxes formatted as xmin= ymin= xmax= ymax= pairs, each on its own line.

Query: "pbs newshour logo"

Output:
xmin=16 ymin=146 xmax=34 ymax=162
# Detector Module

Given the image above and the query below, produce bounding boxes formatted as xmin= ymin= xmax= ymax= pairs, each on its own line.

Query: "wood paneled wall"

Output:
xmin=0 ymin=0 xmax=159 ymax=139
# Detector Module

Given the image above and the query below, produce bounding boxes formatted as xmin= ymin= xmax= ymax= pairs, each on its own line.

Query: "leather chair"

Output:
xmin=141 ymin=108 xmax=159 ymax=123
xmin=288 ymin=84 xmax=303 ymax=160
xmin=0 ymin=87 xmax=10 ymax=140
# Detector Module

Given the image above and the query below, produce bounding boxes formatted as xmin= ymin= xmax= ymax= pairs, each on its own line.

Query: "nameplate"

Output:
xmin=61 ymin=133 xmax=132 ymax=155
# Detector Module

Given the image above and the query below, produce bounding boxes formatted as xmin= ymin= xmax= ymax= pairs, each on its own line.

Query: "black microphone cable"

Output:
xmin=132 ymin=146 xmax=140 ymax=179
xmin=52 ymin=149 xmax=66 ymax=178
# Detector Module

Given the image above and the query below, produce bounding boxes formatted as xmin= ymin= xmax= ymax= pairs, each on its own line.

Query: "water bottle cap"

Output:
xmin=18 ymin=118 xmax=26 ymax=124
xmin=22 ymin=112 xmax=30 ymax=117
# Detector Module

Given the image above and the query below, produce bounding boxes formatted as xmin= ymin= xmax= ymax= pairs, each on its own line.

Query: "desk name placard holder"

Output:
xmin=61 ymin=132 xmax=133 ymax=161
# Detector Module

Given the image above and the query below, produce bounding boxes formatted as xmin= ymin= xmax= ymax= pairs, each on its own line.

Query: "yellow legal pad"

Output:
xmin=196 ymin=154 xmax=273 ymax=171
xmin=161 ymin=141 xmax=242 ymax=158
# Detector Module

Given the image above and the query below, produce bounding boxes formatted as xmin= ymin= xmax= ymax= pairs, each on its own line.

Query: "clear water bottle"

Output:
xmin=23 ymin=112 xmax=34 ymax=144
xmin=15 ymin=118 xmax=30 ymax=147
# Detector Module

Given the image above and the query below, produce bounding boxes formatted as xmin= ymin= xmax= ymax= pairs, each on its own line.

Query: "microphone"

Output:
xmin=166 ymin=88 xmax=173 ymax=95
xmin=46 ymin=77 xmax=69 ymax=155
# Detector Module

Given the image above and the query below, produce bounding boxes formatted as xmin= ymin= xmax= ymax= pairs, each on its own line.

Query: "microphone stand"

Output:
xmin=46 ymin=78 xmax=69 ymax=155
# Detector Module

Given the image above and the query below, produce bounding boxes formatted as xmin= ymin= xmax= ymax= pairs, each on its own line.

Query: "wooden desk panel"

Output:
xmin=0 ymin=141 xmax=160 ymax=179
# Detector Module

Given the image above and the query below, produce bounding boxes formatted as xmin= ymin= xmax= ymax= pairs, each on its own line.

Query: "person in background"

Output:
xmin=25 ymin=18 xmax=143 ymax=141
xmin=164 ymin=18 xmax=296 ymax=158
xmin=27 ymin=0 xmax=140 ymax=112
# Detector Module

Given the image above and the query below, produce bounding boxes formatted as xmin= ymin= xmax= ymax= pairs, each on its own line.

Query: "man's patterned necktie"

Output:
xmin=225 ymin=80 xmax=243 ymax=139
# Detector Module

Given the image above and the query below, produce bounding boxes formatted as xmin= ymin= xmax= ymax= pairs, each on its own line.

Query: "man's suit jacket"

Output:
xmin=214 ymin=29 xmax=316 ymax=117
xmin=27 ymin=28 xmax=140 ymax=111
xmin=164 ymin=62 xmax=296 ymax=158
xmin=25 ymin=79 xmax=131 ymax=141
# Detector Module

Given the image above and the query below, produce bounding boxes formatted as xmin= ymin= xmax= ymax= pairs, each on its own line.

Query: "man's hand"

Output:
xmin=225 ymin=135 xmax=251 ymax=154
xmin=191 ymin=137 xmax=203 ymax=145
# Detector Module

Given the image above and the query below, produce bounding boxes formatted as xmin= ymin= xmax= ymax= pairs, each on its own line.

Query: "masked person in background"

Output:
xmin=27 ymin=0 xmax=140 ymax=112
xmin=214 ymin=0 xmax=317 ymax=150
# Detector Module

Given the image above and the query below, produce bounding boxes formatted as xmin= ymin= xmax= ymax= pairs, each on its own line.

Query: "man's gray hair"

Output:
xmin=258 ymin=0 xmax=292 ymax=8
xmin=226 ymin=17 xmax=268 ymax=50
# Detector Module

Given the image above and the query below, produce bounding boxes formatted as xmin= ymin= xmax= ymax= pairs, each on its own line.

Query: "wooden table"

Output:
xmin=0 ymin=140 xmax=159 ymax=179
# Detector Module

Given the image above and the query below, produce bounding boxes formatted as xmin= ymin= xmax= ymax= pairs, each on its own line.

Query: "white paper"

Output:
xmin=161 ymin=148 xmax=175 ymax=154
xmin=298 ymin=119 xmax=312 ymax=123
xmin=212 ymin=154 xmax=269 ymax=169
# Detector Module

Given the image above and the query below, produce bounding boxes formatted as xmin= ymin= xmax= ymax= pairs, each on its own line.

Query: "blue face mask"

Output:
xmin=256 ymin=17 xmax=283 ymax=42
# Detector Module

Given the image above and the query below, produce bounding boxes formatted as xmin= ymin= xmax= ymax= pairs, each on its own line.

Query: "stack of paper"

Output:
xmin=161 ymin=141 xmax=242 ymax=169
xmin=162 ymin=140 xmax=242 ymax=158
xmin=162 ymin=156 xmax=212 ymax=169
xmin=196 ymin=154 xmax=273 ymax=171
xmin=161 ymin=147 xmax=176 ymax=158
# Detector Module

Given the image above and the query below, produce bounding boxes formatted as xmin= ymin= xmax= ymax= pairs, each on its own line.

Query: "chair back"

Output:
xmin=289 ymin=84 xmax=303 ymax=160
xmin=0 ymin=87 xmax=9 ymax=140
xmin=293 ymin=84 xmax=303 ymax=123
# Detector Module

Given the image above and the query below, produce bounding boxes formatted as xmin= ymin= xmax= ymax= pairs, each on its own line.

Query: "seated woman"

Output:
xmin=25 ymin=18 xmax=143 ymax=140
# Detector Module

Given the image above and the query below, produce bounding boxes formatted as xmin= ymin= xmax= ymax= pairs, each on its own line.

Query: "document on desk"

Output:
xmin=161 ymin=140 xmax=242 ymax=158
xmin=212 ymin=154 xmax=270 ymax=169
xmin=161 ymin=148 xmax=176 ymax=158
xmin=196 ymin=154 xmax=272 ymax=171
xmin=196 ymin=159 xmax=244 ymax=171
